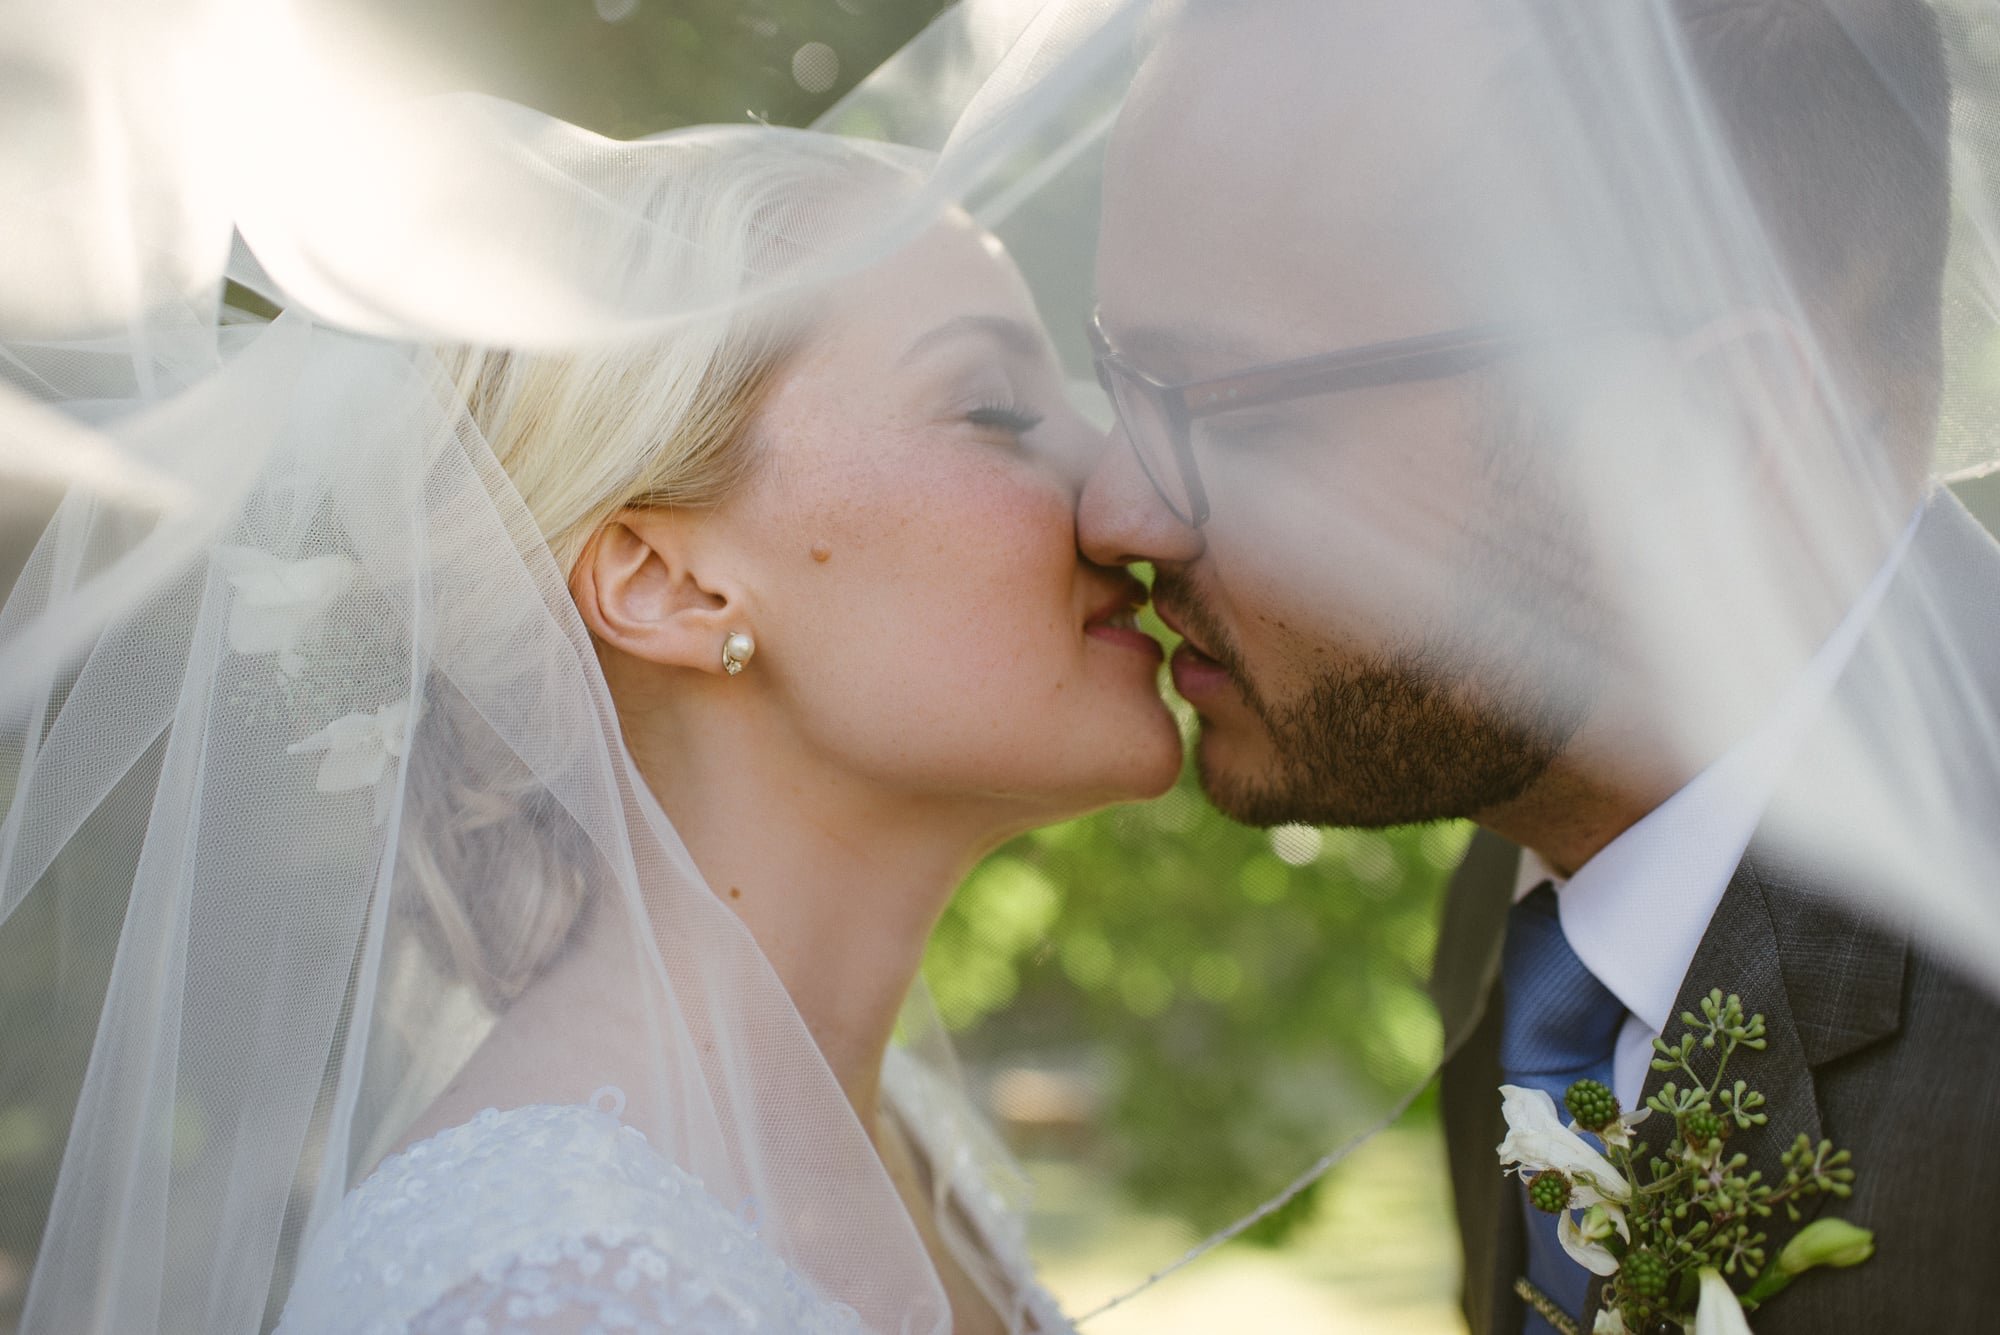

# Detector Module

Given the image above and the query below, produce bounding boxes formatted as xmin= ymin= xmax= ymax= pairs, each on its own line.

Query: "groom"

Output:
xmin=1081 ymin=1 xmax=2000 ymax=1332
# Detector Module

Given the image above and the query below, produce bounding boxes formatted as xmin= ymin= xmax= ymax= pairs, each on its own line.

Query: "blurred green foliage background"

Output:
xmin=925 ymin=733 xmax=1463 ymax=1238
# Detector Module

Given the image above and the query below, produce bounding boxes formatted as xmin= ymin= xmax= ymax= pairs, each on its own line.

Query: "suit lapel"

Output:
xmin=1445 ymin=997 xmax=1523 ymax=1335
xmin=1746 ymin=846 xmax=1908 ymax=1068
xmin=1434 ymin=831 xmax=1525 ymax=1335
xmin=1581 ymin=854 xmax=1907 ymax=1325
xmin=1432 ymin=829 xmax=1517 ymax=1049
xmin=1644 ymin=858 xmax=1828 ymax=1167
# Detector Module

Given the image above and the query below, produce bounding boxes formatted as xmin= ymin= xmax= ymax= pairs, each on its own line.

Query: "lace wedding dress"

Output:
xmin=278 ymin=1050 xmax=1076 ymax=1335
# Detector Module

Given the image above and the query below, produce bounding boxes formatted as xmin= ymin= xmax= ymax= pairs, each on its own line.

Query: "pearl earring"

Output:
xmin=721 ymin=631 xmax=756 ymax=676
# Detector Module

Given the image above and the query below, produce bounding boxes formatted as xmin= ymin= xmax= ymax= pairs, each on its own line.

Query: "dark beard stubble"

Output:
xmin=1198 ymin=634 xmax=1578 ymax=829
xmin=1164 ymin=389 xmax=1603 ymax=830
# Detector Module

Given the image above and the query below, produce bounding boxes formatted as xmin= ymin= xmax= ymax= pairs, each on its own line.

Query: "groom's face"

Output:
xmin=1081 ymin=1 xmax=1600 ymax=828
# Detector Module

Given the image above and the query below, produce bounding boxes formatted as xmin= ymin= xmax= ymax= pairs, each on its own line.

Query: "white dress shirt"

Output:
xmin=1512 ymin=504 xmax=1924 ymax=1108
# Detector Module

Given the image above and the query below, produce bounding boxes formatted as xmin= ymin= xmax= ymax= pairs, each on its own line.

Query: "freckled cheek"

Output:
xmin=919 ymin=481 xmax=1078 ymax=663
xmin=788 ymin=462 xmax=1076 ymax=674
xmin=920 ymin=479 xmax=1079 ymax=684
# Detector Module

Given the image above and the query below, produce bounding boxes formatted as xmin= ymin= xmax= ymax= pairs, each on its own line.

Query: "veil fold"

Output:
xmin=3 ymin=315 xmax=960 ymax=1332
xmin=6 ymin=2 xmax=2000 ymax=1329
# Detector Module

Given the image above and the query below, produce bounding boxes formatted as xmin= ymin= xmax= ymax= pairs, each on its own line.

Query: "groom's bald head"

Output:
xmin=1120 ymin=0 xmax=1952 ymax=471
xmin=1106 ymin=0 xmax=1515 ymax=353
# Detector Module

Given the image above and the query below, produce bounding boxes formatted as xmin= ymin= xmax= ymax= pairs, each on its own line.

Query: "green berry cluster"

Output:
xmin=1679 ymin=1109 xmax=1724 ymax=1149
xmin=1564 ymin=1078 xmax=1619 ymax=1132
xmin=1623 ymin=1248 xmax=1669 ymax=1300
xmin=1528 ymin=1170 xmax=1573 ymax=1215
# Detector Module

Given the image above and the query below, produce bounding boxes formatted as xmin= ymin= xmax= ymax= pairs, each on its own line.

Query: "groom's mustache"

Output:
xmin=1150 ymin=571 xmax=1245 ymax=679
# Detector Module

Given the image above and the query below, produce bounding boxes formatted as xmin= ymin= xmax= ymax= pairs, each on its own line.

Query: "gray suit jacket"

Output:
xmin=1434 ymin=493 xmax=2000 ymax=1334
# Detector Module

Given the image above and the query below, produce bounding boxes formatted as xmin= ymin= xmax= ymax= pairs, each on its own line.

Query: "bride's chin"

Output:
xmin=1008 ymin=724 xmax=1181 ymax=823
xmin=1104 ymin=708 xmax=1189 ymax=803
xmin=992 ymin=692 xmax=1182 ymax=818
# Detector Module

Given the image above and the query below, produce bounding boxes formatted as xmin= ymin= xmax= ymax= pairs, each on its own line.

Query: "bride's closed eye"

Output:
xmin=964 ymin=400 xmax=1046 ymax=441
xmin=899 ymin=312 xmax=1062 ymax=451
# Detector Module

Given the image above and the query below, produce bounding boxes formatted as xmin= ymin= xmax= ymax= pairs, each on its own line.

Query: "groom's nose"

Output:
xmin=1077 ymin=424 xmax=1207 ymax=568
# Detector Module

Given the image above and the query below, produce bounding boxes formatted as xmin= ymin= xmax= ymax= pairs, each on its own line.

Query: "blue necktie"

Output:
xmin=1498 ymin=883 xmax=1626 ymax=1335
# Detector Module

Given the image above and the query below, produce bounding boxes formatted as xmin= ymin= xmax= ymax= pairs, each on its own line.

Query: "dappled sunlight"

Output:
xmin=1029 ymin=1120 xmax=1465 ymax=1332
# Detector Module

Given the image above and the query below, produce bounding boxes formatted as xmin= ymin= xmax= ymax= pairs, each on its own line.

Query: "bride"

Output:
xmin=0 ymin=124 xmax=1178 ymax=1334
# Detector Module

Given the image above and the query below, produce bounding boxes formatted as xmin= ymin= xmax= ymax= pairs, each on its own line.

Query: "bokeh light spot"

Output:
xmin=791 ymin=41 xmax=839 ymax=94
xmin=1269 ymin=823 xmax=1323 ymax=866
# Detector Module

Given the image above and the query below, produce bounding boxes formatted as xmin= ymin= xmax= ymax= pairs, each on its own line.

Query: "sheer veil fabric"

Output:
xmin=0 ymin=3 xmax=1137 ymax=1330
xmin=2 ymin=317 xmax=955 ymax=1332
xmin=6 ymin=1 xmax=2000 ymax=1332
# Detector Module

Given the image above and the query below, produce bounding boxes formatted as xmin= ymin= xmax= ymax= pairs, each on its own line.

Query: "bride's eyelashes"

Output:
xmin=964 ymin=401 xmax=1045 ymax=441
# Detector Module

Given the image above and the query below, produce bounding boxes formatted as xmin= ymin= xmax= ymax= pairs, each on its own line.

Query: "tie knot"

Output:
xmin=1497 ymin=883 xmax=1626 ymax=1081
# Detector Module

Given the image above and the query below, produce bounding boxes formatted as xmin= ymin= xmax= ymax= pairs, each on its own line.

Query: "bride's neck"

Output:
xmin=623 ymin=698 xmax=1001 ymax=1131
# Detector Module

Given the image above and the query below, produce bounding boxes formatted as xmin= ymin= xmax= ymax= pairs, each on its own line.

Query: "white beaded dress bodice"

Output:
xmin=278 ymin=1054 xmax=1077 ymax=1335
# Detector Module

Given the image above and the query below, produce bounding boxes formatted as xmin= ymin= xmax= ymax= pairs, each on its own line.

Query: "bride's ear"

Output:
xmin=571 ymin=510 xmax=751 ymax=674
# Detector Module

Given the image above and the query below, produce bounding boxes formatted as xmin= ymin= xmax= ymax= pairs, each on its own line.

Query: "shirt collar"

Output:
xmin=1511 ymin=501 xmax=1925 ymax=1035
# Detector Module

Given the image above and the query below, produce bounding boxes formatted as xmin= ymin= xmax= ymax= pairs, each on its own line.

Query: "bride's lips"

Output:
xmin=1153 ymin=602 xmax=1235 ymax=701
xmin=1084 ymin=582 xmax=1165 ymax=660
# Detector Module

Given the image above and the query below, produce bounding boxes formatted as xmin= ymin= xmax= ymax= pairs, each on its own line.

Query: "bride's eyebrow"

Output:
xmin=897 ymin=314 xmax=1048 ymax=367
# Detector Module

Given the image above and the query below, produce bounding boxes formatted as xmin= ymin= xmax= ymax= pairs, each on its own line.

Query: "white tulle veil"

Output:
xmin=5 ymin=1 xmax=2000 ymax=1330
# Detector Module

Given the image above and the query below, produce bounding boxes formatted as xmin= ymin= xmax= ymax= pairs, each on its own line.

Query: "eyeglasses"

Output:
xmin=1088 ymin=314 xmax=1539 ymax=528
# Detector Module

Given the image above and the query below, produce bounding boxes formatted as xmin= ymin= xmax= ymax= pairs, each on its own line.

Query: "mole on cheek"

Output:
xmin=810 ymin=543 xmax=833 ymax=564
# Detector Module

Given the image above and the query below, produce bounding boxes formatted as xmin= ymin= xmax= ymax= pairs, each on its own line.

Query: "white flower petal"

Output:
xmin=218 ymin=549 xmax=357 ymax=607
xmin=288 ymin=698 xmax=413 ymax=794
xmin=375 ymin=697 xmax=413 ymax=758
xmin=227 ymin=603 xmax=305 ymax=655
xmin=216 ymin=548 xmax=356 ymax=660
xmin=288 ymin=715 xmax=359 ymax=757
xmin=1575 ymin=1201 xmax=1631 ymax=1248
xmin=1593 ymin=1307 xmax=1633 ymax=1334
xmin=1694 ymin=1267 xmax=1754 ymax=1335
xmin=1600 ymin=1105 xmax=1654 ymax=1151
xmin=313 ymin=743 xmax=392 ymax=793
xmin=1496 ymin=1085 xmax=1567 ymax=1168
xmin=1496 ymin=1085 xmax=1632 ymax=1202
xmin=1558 ymin=1209 xmax=1622 ymax=1276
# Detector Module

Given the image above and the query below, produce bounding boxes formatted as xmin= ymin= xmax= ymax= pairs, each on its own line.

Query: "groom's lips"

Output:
xmin=1154 ymin=603 xmax=1235 ymax=703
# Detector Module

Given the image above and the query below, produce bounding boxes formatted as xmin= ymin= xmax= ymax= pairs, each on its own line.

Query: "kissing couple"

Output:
xmin=4 ymin=1 xmax=1999 ymax=1333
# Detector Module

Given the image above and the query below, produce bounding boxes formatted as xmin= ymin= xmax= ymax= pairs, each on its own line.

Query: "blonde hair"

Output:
xmin=451 ymin=313 xmax=790 ymax=574
xmin=400 ymin=128 xmax=922 ymax=1007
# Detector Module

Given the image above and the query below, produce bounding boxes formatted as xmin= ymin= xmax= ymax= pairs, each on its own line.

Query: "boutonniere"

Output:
xmin=1497 ymin=989 xmax=1873 ymax=1334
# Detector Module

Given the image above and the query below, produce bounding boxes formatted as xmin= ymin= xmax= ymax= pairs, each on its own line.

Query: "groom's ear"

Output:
xmin=1670 ymin=308 xmax=1827 ymax=487
xmin=571 ymin=509 xmax=749 ymax=674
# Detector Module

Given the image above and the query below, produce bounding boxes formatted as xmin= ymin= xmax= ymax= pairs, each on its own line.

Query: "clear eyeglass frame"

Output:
xmin=1088 ymin=313 xmax=1542 ymax=528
